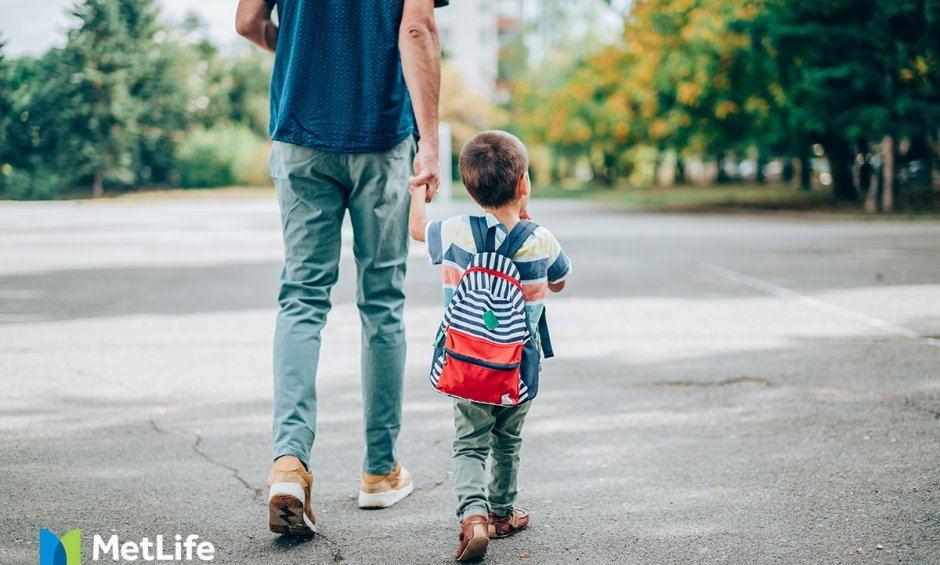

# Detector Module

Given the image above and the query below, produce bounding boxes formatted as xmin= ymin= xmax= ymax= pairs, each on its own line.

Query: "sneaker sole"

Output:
xmin=269 ymin=483 xmax=316 ymax=536
xmin=357 ymin=480 xmax=415 ymax=509
xmin=456 ymin=535 xmax=488 ymax=562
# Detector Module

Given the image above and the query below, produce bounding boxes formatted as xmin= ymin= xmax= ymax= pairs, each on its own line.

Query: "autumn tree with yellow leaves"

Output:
xmin=509 ymin=0 xmax=940 ymax=208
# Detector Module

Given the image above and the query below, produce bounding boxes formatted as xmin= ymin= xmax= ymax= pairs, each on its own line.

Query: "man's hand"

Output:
xmin=235 ymin=0 xmax=278 ymax=53
xmin=410 ymin=143 xmax=440 ymax=203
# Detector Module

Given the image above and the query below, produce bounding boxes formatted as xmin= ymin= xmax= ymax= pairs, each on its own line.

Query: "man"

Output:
xmin=235 ymin=0 xmax=446 ymax=536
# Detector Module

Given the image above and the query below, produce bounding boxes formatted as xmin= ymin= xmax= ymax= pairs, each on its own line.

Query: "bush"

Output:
xmin=175 ymin=124 xmax=271 ymax=188
xmin=0 ymin=164 xmax=64 ymax=200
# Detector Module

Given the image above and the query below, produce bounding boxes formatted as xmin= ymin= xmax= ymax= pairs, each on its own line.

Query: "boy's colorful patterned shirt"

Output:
xmin=424 ymin=214 xmax=571 ymax=328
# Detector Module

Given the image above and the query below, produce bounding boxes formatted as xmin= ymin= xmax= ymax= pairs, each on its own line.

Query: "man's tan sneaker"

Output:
xmin=358 ymin=462 xmax=414 ymax=509
xmin=267 ymin=456 xmax=317 ymax=536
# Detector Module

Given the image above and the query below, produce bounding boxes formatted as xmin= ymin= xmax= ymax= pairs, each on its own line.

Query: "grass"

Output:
xmin=521 ymin=181 xmax=940 ymax=218
xmin=532 ymin=183 xmax=828 ymax=209
xmin=39 ymin=179 xmax=940 ymax=219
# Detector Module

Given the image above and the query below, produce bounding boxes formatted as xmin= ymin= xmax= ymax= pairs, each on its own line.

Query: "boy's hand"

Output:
xmin=409 ymin=183 xmax=428 ymax=200
xmin=408 ymin=184 xmax=430 ymax=242
xmin=520 ymin=209 xmax=532 ymax=221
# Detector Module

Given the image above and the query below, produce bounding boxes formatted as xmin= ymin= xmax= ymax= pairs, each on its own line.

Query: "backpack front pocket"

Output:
xmin=435 ymin=328 xmax=523 ymax=406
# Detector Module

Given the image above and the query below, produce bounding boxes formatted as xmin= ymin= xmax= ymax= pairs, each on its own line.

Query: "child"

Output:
xmin=408 ymin=130 xmax=571 ymax=561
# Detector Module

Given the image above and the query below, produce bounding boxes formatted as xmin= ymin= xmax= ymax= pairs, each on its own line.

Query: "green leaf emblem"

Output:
xmin=483 ymin=310 xmax=500 ymax=331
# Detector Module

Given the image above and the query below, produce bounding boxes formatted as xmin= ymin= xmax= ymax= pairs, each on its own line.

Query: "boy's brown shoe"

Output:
xmin=267 ymin=456 xmax=316 ymax=536
xmin=454 ymin=514 xmax=489 ymax=562
xmin=487 ymin=508 xmax=529 ymax=538
xmin=358 ymin=462 xmax=414 ymax=509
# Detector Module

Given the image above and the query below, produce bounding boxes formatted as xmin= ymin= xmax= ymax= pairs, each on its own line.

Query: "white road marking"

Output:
xmin=703 ymin=263 xmax=940 ymax=348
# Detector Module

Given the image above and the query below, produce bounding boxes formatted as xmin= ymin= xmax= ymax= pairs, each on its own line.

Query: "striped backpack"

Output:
xmin=430 ymin=217 xmax=554 ymax=406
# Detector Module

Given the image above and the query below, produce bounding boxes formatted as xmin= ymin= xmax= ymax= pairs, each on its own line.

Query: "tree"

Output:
xmin=0 ymin=38 xmax=12 ymax=190
xmin=134 ymin=31 xmax=190 ymax=186
xmin=0 ymin=48 xmax=73 ymax=199
xmin=749 ymin=0 xmax=940 ymax=204
xmin=507 ymin=0 xmax=940 ymax=203
xmin=2 ymin=1 xmax=280 ymax=199
xmin=439 ymin=61 xmax=506 ymax=175
xmin=620 ymin=0 xmax=771 ymax=179
xmin=874 ymin=0 xmax=940 ymax=208
xmin=60 ymin=0 xmax=164 ymax=196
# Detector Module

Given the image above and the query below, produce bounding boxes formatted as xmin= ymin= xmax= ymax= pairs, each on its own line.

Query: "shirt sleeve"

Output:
xmin=543 ymin=229 xmax=572 ymax=283
xmin=425 ymin=219 xmax=445 ymax=265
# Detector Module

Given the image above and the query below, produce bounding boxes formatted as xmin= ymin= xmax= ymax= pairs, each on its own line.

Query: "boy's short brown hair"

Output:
xmin=458 ymin=130 xmax=529 ymax=208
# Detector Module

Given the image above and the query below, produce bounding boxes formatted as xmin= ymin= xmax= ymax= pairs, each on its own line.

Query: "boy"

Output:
xmin=408 ymin=130 xmax=571 ymax=561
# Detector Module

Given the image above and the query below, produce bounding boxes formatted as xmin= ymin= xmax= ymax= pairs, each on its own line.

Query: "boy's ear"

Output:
xmin=516 ymin=171 xmax=531 ymax=198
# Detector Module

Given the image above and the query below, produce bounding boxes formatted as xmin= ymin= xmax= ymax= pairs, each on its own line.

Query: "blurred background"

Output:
xmin=1 ymin=0 xmax=939 ymax=214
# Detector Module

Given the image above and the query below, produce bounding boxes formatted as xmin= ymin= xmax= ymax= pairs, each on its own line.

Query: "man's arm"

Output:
xmin=235 ymin=0 xmax=278 ymax=53
xmin=400 ymin=0 xmax=442 ymax=203
xmin=408 ymin=184 xmax=430 ymax=241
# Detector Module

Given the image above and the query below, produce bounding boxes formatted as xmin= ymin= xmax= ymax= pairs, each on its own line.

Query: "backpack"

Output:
xmin=429 ymin=217 xmax=554 ymax=406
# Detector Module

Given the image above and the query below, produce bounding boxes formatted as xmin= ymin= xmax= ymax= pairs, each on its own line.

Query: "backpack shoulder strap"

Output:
xmin=470 ymin=216 xmax=497 ymax=253
xmin=537 ymin=307 xmax=554 ymax=358
xmin=497 ymin=220 xmax=539 ymax=258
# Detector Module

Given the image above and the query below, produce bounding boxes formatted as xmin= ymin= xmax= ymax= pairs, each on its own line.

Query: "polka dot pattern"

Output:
xmin=269 ymin=0 xmax=447 ymax=153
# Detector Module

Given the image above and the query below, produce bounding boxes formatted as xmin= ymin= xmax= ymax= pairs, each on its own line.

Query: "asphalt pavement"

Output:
xmin=1 ymin=192 xmax=938 ymax=564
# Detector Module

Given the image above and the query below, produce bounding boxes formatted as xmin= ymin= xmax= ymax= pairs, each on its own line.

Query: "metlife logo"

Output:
xmin=39 ymin=529 xmax=215 ymax=563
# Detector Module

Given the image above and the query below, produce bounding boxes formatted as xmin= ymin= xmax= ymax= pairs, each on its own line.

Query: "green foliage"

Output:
xmin=512 ymin=0 xmax=771 ymax=185
xmin=440 ymin=61 xmax=506 ymax=165
xmin=0 ymin=37 xmax=11 ymax=166
xmin=0 ymin=48 xmax=75 ymax=199
xmin=225 ymin=53 xmax=274 ymax=136
xmin=5 ymin=0 xmax=937 ymax=205
xmin=176 ymin=124 xmax=270 ymax=188
xmin=62 ymin=0 xmax=159 ymax=192
xmin=0 ymin=0 xmax=274 ymax=199
xmin=509 ymin=0 xmax=939 ymax=202
xmin=0 ymin=47 xmax=65 ymax=201
xmin=745 ymin=0 xmax=940 ymax=198
xmin=1 ymin=165 xmax=64 ymax=200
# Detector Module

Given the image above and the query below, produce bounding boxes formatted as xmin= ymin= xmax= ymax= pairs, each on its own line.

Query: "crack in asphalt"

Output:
xmin=413 ymin=438 xmax=451 ymax=493
xmin=271 ymin=533 xmax=344 ymax=563
xmin=625 ymin=376 xmax=773 ymax=388
xmin=191 ymin=435 xmax=265 ymax=500
xmin=416 ymin=469 xmax=450 ymax=493
xmin=900 ymin=397 xmax=940 ymax=421
xmin=149 ymin=419 xmax=346 ymax=561
xmin=658 ymin=376 xmax=773 ymax=388
xmin=149 ymin=419 xmax=264 ymax=500
xmin=432 ymin=436 xmax=452 ymax=453
xmin=321 ymin=534 xmax=345 ymax=562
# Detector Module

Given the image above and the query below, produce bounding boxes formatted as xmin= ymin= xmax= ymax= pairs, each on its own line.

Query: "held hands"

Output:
xmin=409 ymin=142 xmax=440 ymax=203
xmin=408 ymin=180 xmax=430 ymax=242
xmin=409 ymin=183 xmax=428 ymax=201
